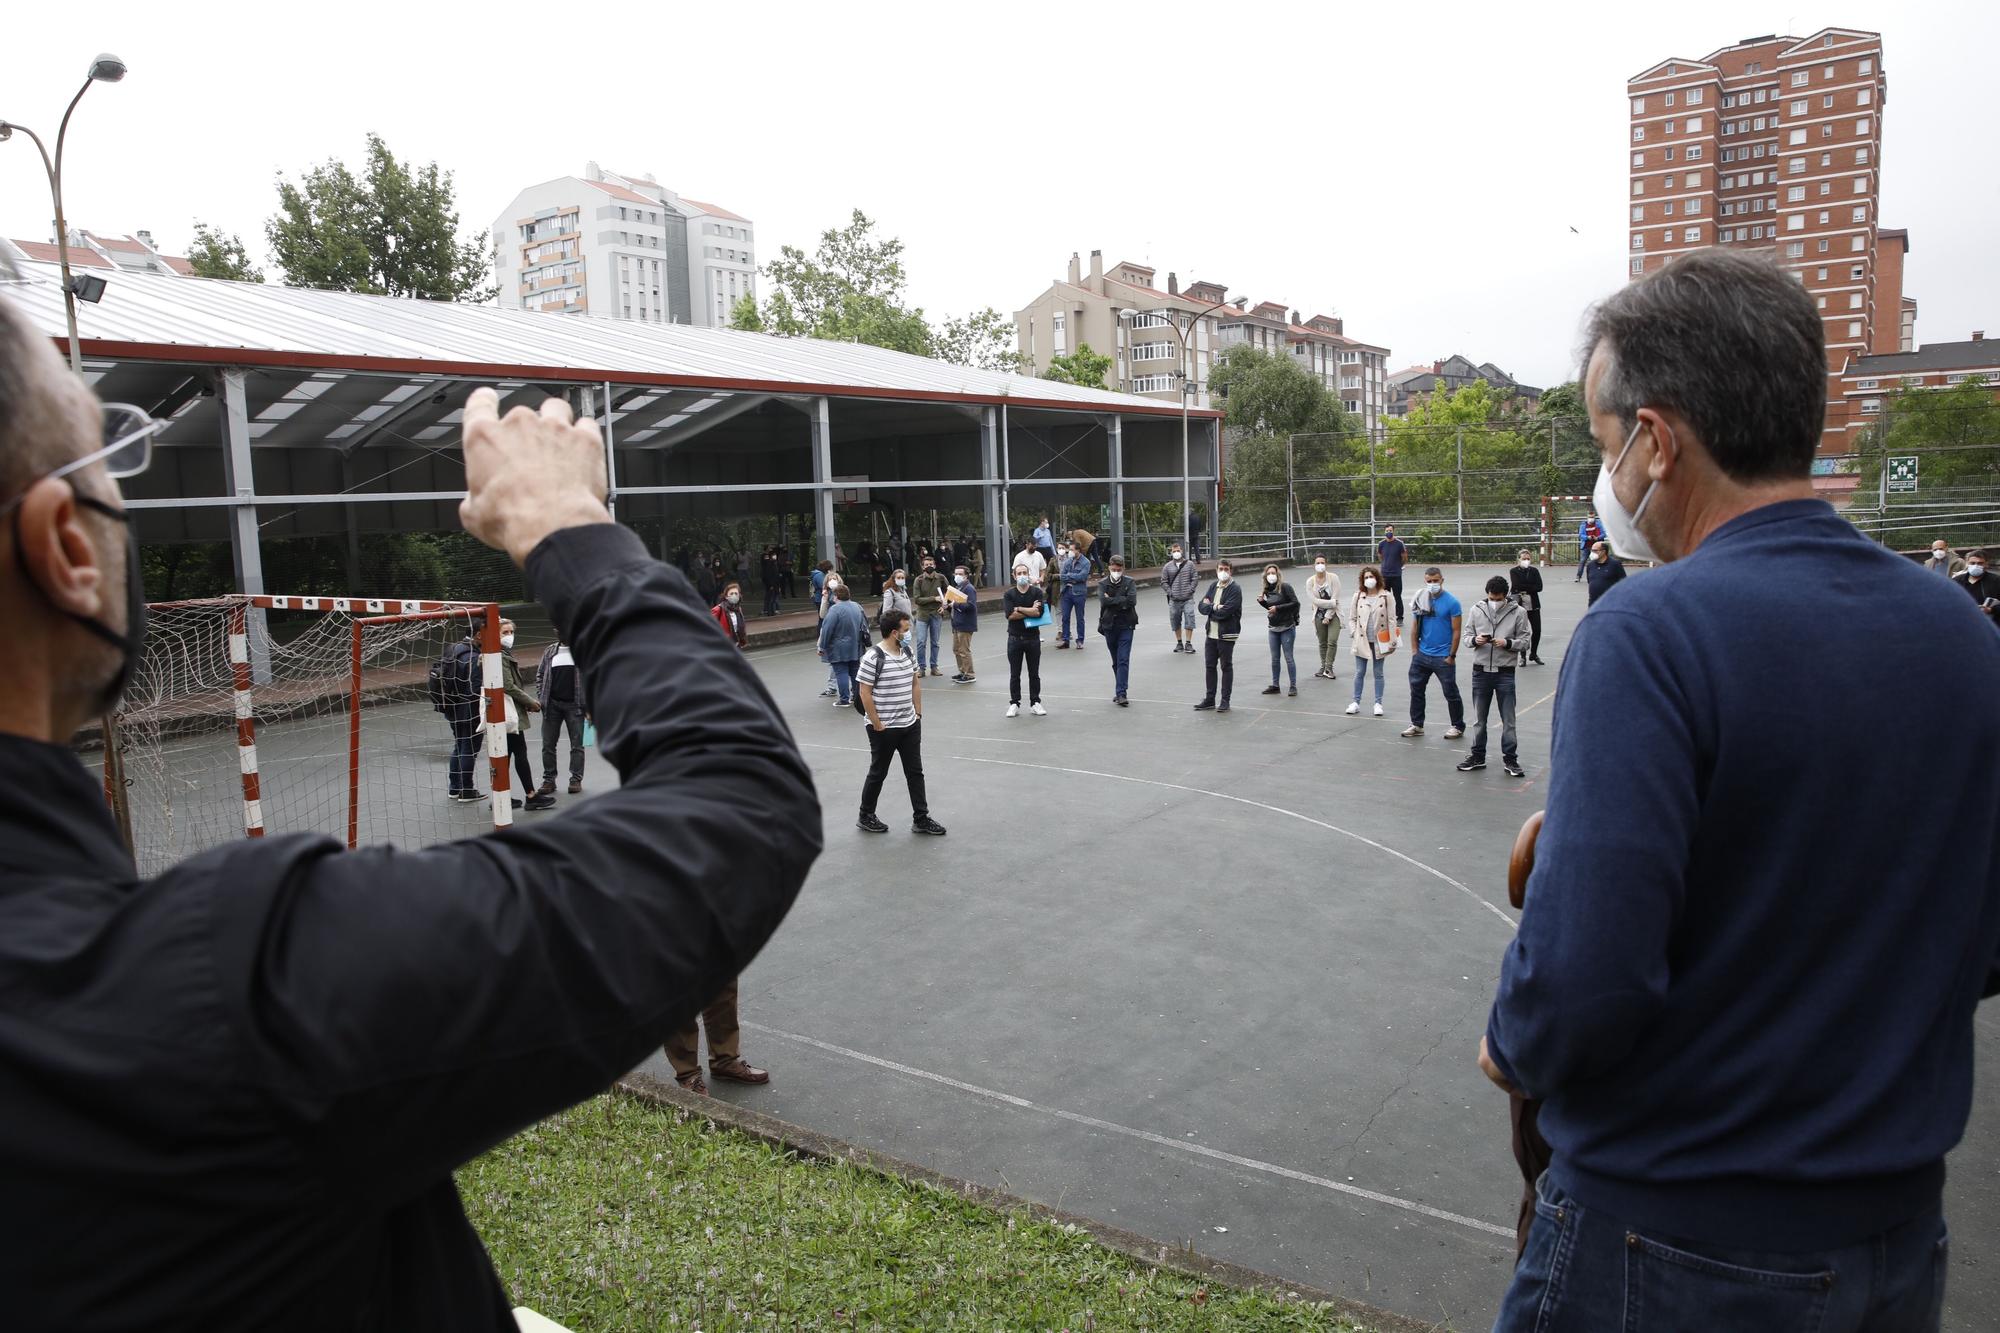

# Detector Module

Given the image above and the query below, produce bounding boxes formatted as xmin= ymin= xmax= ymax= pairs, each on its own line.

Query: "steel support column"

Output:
xmin=1106 ymin=413 xmax=1127 ymax=562
xmin=811 ymin=396 xmax=836 ymax=565
xmin=980 ymin=406 xmax=1005 ymax=586
xmin=600 ymin=380 xmax=618 ymax=519
xmin=217 ymin=369 xmax=270 ymax=684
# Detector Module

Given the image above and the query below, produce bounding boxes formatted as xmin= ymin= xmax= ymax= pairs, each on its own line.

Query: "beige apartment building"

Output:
xmin=1015 ymin=251 xmax=1224 ymax=408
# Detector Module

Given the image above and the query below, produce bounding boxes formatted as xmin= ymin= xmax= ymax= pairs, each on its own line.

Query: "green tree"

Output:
xmin=265 ymin=133 xmax=493 ymax=301
xmin=1854 ymin=379 xmax=2000 ymax=506
xmin=1209 ymin=346 xmax=1351 ymax=439
xmin=932 ymin=307 xmax=1025 ymax=371
xmin=1211 ymin=347 xmax=1357 ymax=535
xmin=186 ymin=223 xmax=263 ymax=282
xmin=1044 ymin=343 xmax=1113 ymax=389
xmin=727 ymin=293 xmax=764 ymax=331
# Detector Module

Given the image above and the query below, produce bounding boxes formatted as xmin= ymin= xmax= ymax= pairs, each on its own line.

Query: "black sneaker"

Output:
xmin=451 ymin=791 xmax=485 ymax=804
xmin=1193 ymin=700 xmax=1216 ymax=711
xmin=1115 ymin=695 xmax=1129 ymax=707
xmin=1287 ymin=686 xmax=1297 ymax=697
xmin=1261 ymin=685 xmax=1281 ymax=695
xmin=912 ymin=816 xmax=947 ymax=836
xmin=856 ymin=812 xmax=889 ymax=833
xmin=1503 ymin=759 xmax=1525 ymax=778
xmin=510 ymin=798 xmax=525 ymax=809
xmin=525 ymin=794 xmax=557 ymax=811
xmin=1215 ymin=703 xmax=1231 ymax=713
xmin=1456 ymin=756 xmax=1486 ymax=772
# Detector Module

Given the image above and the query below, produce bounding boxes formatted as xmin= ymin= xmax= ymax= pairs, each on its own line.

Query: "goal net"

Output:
xmin=101 ymin=594 xmax=512 ymax=877
xmin=1539 ymin=495 xmax=1595 ymax=569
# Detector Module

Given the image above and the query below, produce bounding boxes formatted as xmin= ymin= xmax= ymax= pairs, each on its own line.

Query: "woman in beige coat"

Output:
xmin=1345 ymin=564 xmax=1397 ymax=716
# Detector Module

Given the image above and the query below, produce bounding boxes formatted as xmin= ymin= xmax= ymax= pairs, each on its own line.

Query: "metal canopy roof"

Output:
xmin=2 ymin=263 xmax=1215 ymax=420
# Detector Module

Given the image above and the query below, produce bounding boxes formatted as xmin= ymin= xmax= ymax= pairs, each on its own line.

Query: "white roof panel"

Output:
xmin=2 ymin=264 xmax=1208 ymax=419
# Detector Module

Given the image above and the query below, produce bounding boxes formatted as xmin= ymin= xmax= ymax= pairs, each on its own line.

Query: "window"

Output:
xmin=1662 ymin=230 xmax=1674 ymax=245
xmin=1666 ymin=119 xmax=1678 ymax=134
xmin=1856 ymin=147 xmax=1869 ymax=163
xmin=1633 ymin=125 xmax=1645 ymax=141
xmin=1747 ymin=61 xmax=1761 ymax=73
xmin=1723 ymin=123 xmax=1736 ymax=137
xmin=1131 ymin=375 xmax=1177 ymax=394
xmin=1687 ymin=171 xmax=1702 ymax=186
xmin=1787 ymin=185 xmax=1805 ymax=202
xmin=1687 ymin=199 xmax=1701 ymax=215
xmin=1788 ymin=158 xmax=1804 ymax=174
xmin=1851 ymin=236 xmax=1866 ymax=251
xmin=1820 ymin=182 xmax=1832 ymax=196
xmin=1823 ymin=94 xmax=1834 ymax=109
xmin=1818 ymin=211 xmax=1829 ymax=224
xmin=1854 ymin=176 xmax=1868 ymax=192
xmin=1632 ymin=97 xmax=1645 ymax=113
xmin=1817 ymin=239 xmax=1830 ymax=252
xmin=1665 ymin=92 xmax=1676 ymax=107
xmin=1861 ymin=398 xmax=1881 ymax=413
xmin=1632 ymin=152 xmax=1644 ymax=167
xmin=1847 ymin=322 xmax=1862 ymax=338
xmin=1629 ymin=256 xmax=1645 ymax=276
xmin=1688 ymin=116 xmax=1702 ymax=132
xmin=1664 ymin=174 xmax=1677 ymax=189
xmin=1632 ymin=179 xmax=1644 ymax=196
xmin=1631 ymin=205 xmax=1644 ymax=222
xmin=1788 ymin=128 xmax=1807 ymax=145
xmin=1822 ymin=124 xmax=1833 ymax=138
xmin=1664 ymin=201 xmax=1676 ymax=216
xmin=1852 ymin=206 xmax=1866 ymax=222
xmin=1857 ymin=117 xmax=1871 ymax=134
xmin=1859 ymin=58 xmax=1873 ymax=74
xmin=1849 ymin=264 xmax=1863 ymax=280
xmin=1755 ymin=88 xmax=1767 ymax=101
xmin=1787 ymin=215 xmax=1804 ymax=231
xmin=1684 ymin=226 xmax=1701 ymax=243
xmin=1720 ymin=229 xmax=1733 ymax=242
xmin=1723 ymin=94 xmax=1736 ymax=108
xmin=1786 ymin=241 xmax=1804 ymax=257
xmin=1823 ymin=64 xmax=1834 ymax=79
xmin=1688 ymin=89 xmax=1703 ymax=105
xmin=1849 ymin=293 xmax=1864 ymax=309
xmin=1754 ymin=116 xmax=1767 ymax=131
xmin=1687 ymin=146 xmax=1703 ymax=160
xmin=1792 ymin=71 xmax=1809 ymax=86
xmin=1816 ymin=296 xmax=1826 ymax=309
xmin=1820 ymin=152 xmax=1832 ymax=166
xmin=1790 ymin=99 xmax=1807 ymax=115
xmin=1666 ymin=147 xmax=1676 ymax=161
xmin=1945 ymin=373 xmax=1967 ymax=385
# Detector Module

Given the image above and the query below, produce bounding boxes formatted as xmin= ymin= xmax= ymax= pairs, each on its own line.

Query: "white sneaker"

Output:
xmin=1444 ymin=726 xmax=1465 ymax=739
xmin=1030 ymin=702 xmax=1047 ymax=716
xmin=1401 ymin=724 xmax=1424 ymax=737
xmin=1372 ymin=702 xmax=1384 ymax=717
xmin=1344 ymin=702 xmax=1360 ymax=715
xmin=1006 ymin=703 xmax=1019 ymax=718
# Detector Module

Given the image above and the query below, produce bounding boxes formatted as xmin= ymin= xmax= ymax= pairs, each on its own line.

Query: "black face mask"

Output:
xmin=12 ymin=488 xmax=147 ymax=715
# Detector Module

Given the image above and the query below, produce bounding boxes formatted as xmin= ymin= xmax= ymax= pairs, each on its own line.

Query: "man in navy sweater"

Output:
xmin=1482 ymin=249 xmax=2000 ymax=1330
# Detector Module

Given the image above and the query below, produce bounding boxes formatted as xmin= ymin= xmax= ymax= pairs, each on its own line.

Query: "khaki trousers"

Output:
xmin=952 ymin=630 xmax=976 ymax=677
xmin=665 ymin=979 xmax=741 ymax=1079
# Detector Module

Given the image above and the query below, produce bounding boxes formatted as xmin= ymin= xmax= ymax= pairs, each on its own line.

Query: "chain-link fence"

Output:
xmin=1840 ymin=397 xmax=2000 ymax=554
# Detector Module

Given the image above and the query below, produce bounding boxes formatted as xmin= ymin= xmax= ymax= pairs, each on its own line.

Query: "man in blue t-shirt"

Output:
xmin=1377 ymin=525 xmax=1409 ymax=623
xmin=1400 ymin=567 xmax=1463 ymax=738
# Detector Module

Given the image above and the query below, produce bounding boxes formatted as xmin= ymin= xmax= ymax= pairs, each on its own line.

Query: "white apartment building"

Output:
xmin=490 ymin=163 xmax=754 ymax=328
xmin=1216 ymin=302 xmax=1390 ymax=436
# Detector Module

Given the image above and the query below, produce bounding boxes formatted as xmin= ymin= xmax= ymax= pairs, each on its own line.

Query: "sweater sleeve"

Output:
xmin=1485 ymin=607 xmax=1695 ymax=1097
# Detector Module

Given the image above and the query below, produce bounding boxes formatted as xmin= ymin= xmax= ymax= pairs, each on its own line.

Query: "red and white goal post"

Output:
xmin=107 ymin=593 xmax=509 ymax=877
xmin=1539 ymin=495 xmax=1593 ymax=569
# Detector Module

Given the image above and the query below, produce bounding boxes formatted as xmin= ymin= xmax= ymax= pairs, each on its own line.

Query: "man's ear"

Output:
xmin=1645 ymin=411 xmax=1685 ymax=483
xmin=13 ymin=477 xmax=108 ymax=619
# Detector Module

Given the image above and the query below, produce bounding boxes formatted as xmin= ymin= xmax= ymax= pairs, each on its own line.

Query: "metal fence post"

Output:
xmin=1455 ymin=425 xmax=1465 ymax=557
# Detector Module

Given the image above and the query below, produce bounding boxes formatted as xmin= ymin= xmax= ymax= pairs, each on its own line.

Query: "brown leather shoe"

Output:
xmin=534 ymin=780 xmax=555 ymax=798
xmin=709 ymin=1057 xmax=770 ymax=1085
xmin=567 ymin=779 xmax=583 ymax=795
xmin=675 ymin=1072 xmax=709 ymax=1096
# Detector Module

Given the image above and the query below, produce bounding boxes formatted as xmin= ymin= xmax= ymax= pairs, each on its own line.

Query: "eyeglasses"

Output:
xmin=0 ymin=402 xmax=163 ymax=517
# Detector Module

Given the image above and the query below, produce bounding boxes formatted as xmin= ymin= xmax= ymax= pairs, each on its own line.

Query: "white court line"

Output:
xmin=742 ymin=1019 xmax=1516 ymax=1243
xmin=800 ymin=742 xmax=1518 ymax=928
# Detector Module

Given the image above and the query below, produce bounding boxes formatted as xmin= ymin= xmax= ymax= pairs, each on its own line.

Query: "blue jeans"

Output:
xmin=447 ymin=715 xmax=482 ymax=794
xmin=1060 ymin=586 xmax=1088 ymax=643
xmin=1496 ymin=1173 xmax=1948 ymax=1332
xmin=912 ymin=614 xmax=942 ymax=670
xmin=1577 ymin=547 xmax=1591 ymax=579
xmin=1103 ymin=625 xmax=1133 ymax=697
xmin=1407 ymin=651 xmax=1464 ymax=728
xmin=1469 ymin=666 xmax=1517 ymax=762
xmin=1351 ymin=655 xmax=1385 ymax=704
xmin=831 ymin=659 xmax=858 ymax=704
xmin=1269 ymin=626 xmax=1297 ymax=687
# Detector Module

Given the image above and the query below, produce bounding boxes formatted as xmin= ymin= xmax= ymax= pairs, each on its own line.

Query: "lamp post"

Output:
xmin=1 ymin=52 xmax=129 ymax=374
xmin=1158 ymin=293 xmax=1234 ymax=558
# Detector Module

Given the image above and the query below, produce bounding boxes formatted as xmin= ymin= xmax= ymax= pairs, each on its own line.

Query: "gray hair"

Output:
xmin=0 ymin=298 xmax=96 ymax=503
xmin=1580 ymin=249 xmax=1825 ymax=482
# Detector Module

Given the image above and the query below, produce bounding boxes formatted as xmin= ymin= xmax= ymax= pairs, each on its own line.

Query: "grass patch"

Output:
xmin=460 ymin=1093 xmax=1375 ymax=1331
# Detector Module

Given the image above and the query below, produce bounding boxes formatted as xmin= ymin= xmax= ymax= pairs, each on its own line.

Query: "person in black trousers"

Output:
xmin=1193 ymin=560 xmax=1243 ymax=713
xmin=1003 ymin=559 xmax=1047 ymax=718
xmin=1509 ymin=549 xmax=1546 ymax=665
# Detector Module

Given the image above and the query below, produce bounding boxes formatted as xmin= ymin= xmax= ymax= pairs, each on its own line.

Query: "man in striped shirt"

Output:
xmin=856 ymin=609 xmax=946 ymax=836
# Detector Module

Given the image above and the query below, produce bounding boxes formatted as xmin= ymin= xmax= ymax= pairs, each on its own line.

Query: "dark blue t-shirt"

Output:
xmin=1378 ymin=538 xmax=1407 ymax=575
xmin=1486 ymin=499 xmax=2000 ymax=1250
xmin=1413 ymin=587 xmax=1459 ymax=656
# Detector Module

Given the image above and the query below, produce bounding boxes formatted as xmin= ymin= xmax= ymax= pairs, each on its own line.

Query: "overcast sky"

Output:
xmin=5 ymin=1 xmax=1995 ymax=389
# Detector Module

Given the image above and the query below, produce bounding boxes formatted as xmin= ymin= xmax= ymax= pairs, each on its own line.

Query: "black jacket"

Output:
xmin=1257 ymin=579 xmax=1300 ymax=630
xmin=1097 ymin=574 xmax=1138 ymax=631
xmin=1198 ymin=581 xmax=1243 ymax=639
xmin=0 ymin=524 xmax=822 ymax=1331
xmin=1509 ymin=563 xmax=1545 ymax=609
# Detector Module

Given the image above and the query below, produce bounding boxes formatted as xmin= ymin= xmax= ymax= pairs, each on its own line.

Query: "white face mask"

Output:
xmin=1933 ymin=550 xmax=1949 ymax=561
xmin=1265 ymin=573 xmax=1278 ymax=585
xmin=727 ymin=592 xmax=740 ymax=605
xmin=1489 ymin=597 xmax=1506 ymax=608
xmin=894 ymin=577 xmax=905 ymax=588
xmin=1363 ymin=577 xmax=1378 ymax=590
xmin=500 ymin=634 xmax=515 ymax=649
xmin=1427 ymin=583 xmax=1443 ymax=596
xmin=1109 ymin=569 xmax=1122 ymax=581
xmin=1594 ymin=419 xmax=1663 ymax=563
xmin=1314 ymin=563 xmax=1326 ymax=574
xmin=1216 ymin=571 xmax=1232 ymax=584
xmin=1970 ymin=564 xmax=1988 ymax=578
xmin=1170 ymin=551 xmax=1183 ymax=561
xmin=1519 ymin=558 xmax=1532 ymax=567
xmin=1015 ymin=574 xmax=1031 ymax=586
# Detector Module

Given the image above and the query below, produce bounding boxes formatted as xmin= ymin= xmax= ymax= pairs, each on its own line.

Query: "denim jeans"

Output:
xmin=447 ymin=715 xmax=482 ymax=794
xmin=1351 ymin=655 xmax=1385 ymax=704
xmin=539 ymin=702 xmax=587 ymax=785
xmin=1576 ymin=548 xmax=1591 ymax=579
xmin=912 ymin=614 xmax=943 ymax=670
xmin=1060 ymin=586 xmax=1088 ymax=643
xmin=1495 ymin=1172 xmax=1948 ymax=1333
xmin=1469 ymin=666 xmax=1517 ymax=762
xmin=830 ymin=659 xmax=858 ymax=704
xmin=1269 ymin=626 xmax=1297 ymax=687
xmin=1407 ymin=651 xmax=1464 ymax=728
xmin=1103 ymin=625 xmax=1133 ymax=697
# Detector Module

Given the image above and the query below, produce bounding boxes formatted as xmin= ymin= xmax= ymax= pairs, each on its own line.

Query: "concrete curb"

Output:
xmin=612 ymin=1071 xmax=1449 ymax=1333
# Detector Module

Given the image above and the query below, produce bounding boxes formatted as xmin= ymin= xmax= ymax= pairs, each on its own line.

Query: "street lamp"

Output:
xmin=1132 ymin=291 xmax=1235 ymax=558
xmin=1 ymin=52 xmax=131 ymax=373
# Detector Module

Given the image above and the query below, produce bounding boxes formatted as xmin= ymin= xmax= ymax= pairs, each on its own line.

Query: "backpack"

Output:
xmin=428 ymin=641 xmax=479 ymax=713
